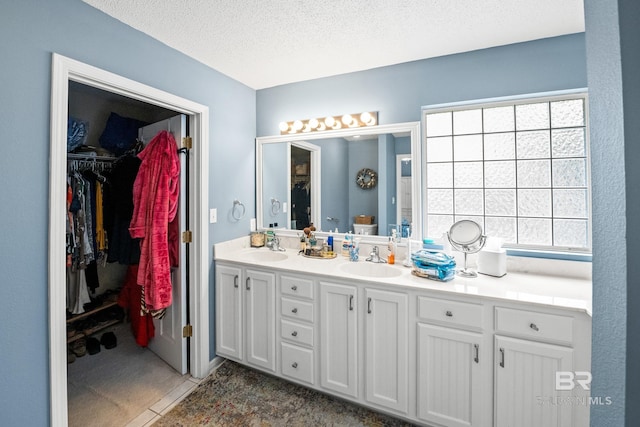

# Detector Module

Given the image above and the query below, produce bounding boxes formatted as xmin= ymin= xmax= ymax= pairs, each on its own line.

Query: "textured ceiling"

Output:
xmin=82 ymin=0 xmax=584 ymax=90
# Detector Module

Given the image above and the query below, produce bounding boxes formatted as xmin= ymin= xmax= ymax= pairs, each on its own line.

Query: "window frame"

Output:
xmin=421 ymin=89 xmax=591 ymax=259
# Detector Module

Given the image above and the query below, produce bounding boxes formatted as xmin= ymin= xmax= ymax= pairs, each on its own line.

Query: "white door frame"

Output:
xmin=49 ymin=53 xmax=210 ymax=426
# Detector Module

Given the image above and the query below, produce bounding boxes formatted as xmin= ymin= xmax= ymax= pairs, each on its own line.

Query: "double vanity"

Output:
xmin=214 ymin=237 xmax=592 ymax=427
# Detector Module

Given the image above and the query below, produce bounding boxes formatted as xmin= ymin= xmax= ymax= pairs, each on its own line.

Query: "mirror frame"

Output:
xmin=256 ymin=121 xmax=422 ymax=243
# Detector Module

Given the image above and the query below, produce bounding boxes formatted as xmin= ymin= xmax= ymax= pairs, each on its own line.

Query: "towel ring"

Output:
xmin=232 ymin=199 xmax=246 ymax=221
xmin=270 ymin=198 xmax=281 ymax=215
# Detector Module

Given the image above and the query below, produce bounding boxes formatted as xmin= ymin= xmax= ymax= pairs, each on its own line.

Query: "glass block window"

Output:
xmin=423 ymin=92 xmax=590 ymax=252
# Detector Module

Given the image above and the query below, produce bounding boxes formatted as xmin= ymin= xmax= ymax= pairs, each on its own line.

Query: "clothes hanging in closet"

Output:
xmin=66 ymin=166 xmax=108 ymax=312
xmin=102 ymin=155 xmax=141 ymax=265
xmin=291 ymin=182 xmax=310 ymax=229
xmin=129 ymin=130 xmax=180 ymax=315
xmin=117 ymin=264 xmax=154 ymax=347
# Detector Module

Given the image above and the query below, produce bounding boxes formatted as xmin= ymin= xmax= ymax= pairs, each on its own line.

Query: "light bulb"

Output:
xmin=324 ymin=116 xmax=335 ymax=127
xmin=309 ymin=118 xmax=319 ymax=129
xmin=293 ymin=120 xmax=303 ymax=131
xmin=341 ymin=114 xmax=353 ymax=126
xmin=361 ymin=112 xmax=376 ymax=125
xmin=303 ymin=123 xmax=311 ymax=132
xmin=279 ymin=121 xmax=289 ymax=132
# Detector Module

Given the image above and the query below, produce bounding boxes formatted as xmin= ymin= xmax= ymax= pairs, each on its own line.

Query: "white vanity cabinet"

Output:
xmin=416 ymin=296 xmax=489 ymax=427
xmin=493 ymin=306 xmax=589 ymax=427
xmin=279 ymin=274 xmax=316 ymax=385
xmin=319 ymin=283 xmax=409 ymax=415
xmin=364 ymin=288 xmax=409 ymax=415
xmin=214 ymin=253 xmax=591 ymax=427
xmin=215 ymin=264 xmax=243 ymax=360
xmin=215 ymin=263 xmax=276 ymax=372
xmin=319 ymin=281 xmax=358 ymax=398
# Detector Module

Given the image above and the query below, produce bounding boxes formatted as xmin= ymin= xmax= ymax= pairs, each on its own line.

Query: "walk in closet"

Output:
xmin=65 ymin=81 xmax=189 ymax=426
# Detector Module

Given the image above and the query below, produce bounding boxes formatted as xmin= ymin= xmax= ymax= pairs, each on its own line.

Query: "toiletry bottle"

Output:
xmin=388 ymin=231 xmax=396 ymax=264
xmin=342 ymin=232 xmax=352 ymax=257
xmin=266 ymin=224 xmax=275 ymax=246
xmin=350 ymin=238 xmax=360 ymax=262
xmin=327 ymin=230 xmax=334 ymax=252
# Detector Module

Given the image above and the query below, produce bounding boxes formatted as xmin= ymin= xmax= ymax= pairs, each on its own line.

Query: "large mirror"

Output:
xmin=256 ymin=122 xmax=422 ymax=240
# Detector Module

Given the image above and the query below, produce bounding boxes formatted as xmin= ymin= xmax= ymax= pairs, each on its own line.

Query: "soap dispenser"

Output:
xmin=387 ymin=230 xmax=396 ymax=264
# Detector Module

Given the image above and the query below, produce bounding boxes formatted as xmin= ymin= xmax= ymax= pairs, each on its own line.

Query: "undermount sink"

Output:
xmin=340 ymin=262 xmax=404 ymax=278
xmin=242 ymin=250 xmax=288 ymax=262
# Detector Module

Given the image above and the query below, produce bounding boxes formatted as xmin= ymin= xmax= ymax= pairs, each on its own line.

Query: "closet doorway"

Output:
xmin=49 ymin=54 xmax=210 ymax=426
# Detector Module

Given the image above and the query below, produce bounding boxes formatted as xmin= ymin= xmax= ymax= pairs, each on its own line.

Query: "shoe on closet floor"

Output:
xmin=70 ymin=338 xmax=87 ymax=357
xmin=86 ymin=337 xmax=101 ymax=355
xmin=100 ymin=332 xmax=117 ymax=349
xmin=67 ymin=348 xmax=76 ymax=364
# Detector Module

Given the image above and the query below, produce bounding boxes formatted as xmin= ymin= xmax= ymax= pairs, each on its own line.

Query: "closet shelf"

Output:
xmin=67 ymin=295 xmax=123 ymax=344
xmin=67 ymin=319 xmax=122 ymax=344
xmin=67 ymin=296 xmax=118 ymax=324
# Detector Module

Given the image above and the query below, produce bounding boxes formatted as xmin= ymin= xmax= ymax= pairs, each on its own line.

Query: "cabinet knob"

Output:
xmin=291 ymin=285 xmax=298 ymax=291
xmin=445 ymin=310 xmax=453 ymax=317
xmin=291 ymin=308 xmax=298 ymax=314
xmin=291 ymin=362 xmax=298 ymax=369
xmin=291 ymin=331 xmax=298 ymax=337
xmin=530 ymin=323 xmax=539 ymax=331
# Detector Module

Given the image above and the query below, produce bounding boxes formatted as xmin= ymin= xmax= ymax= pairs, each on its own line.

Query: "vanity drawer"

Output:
xmin=281 ymin=297 xmax=314 ymax=323
xmin=281 ymin=342 xmax=314 ymax=385
xmin=418 ymin=296 xmax=484 ymax=330
xmin=281 ymin=319 xmax=314 ymax=347
xmin=495 ymin=307 xmax=574 ymax=345
xmin=281 ymin=275 xmax=314 ymax=300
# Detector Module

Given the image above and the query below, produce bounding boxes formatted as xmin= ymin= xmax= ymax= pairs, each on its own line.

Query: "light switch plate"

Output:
xmin=250 ymin=218 xmax=256 ymax=231
xmin=209 ymin=208 xmax=217 ymax=224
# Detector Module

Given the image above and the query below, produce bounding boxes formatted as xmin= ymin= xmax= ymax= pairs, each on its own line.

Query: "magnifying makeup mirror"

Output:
xmin=447 ymin=220 xmax=487 ymax=278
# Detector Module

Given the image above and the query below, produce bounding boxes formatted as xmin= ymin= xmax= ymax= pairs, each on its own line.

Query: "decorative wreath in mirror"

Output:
xmin=356 ymin=168 xmax=378 ymax=189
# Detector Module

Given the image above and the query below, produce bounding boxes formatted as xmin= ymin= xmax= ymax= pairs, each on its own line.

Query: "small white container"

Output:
xmin=477 ymin=249 xmax=507 ymax=277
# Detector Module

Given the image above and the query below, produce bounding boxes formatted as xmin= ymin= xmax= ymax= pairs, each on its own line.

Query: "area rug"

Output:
xmin=155 ymin=360 xmax=415 ymax=426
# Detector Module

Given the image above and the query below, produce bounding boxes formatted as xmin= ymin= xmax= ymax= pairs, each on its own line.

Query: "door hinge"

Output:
xmin=182 ymin=230 xmax=192 ymax=243
xmin=182 ymin=136 xmax=192 ymax=150
xmin=183 ymin=324 xmax=193 ymax=338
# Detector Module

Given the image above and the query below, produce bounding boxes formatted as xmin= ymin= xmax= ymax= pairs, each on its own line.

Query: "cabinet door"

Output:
xmin=320 ymin=282 xmax=358 ymax=398
xmin=215 ymin=264 xmax=243 ymax=360
xmin=417 ymin=323 xmax=484 ymax=427
xmin=364 ymin=288 xmax=409 ymax=414
xmin=245 ymin=269 xmax=276 ymax=372
xmin=495 ymin=336 xmax=573 ymax=427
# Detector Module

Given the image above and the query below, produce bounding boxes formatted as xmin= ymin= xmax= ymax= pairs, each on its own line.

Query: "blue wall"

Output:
xmin=584 ymin=0 xmax=637 ymax=425
xmin=0 ymin=1 xmax=255 ymax=424
xmin=257 ymin=34 xmax=587 ymax=136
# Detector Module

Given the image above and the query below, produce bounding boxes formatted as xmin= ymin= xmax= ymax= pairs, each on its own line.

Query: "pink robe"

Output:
xmin=129 ymin=130 xmax=180 ymax=311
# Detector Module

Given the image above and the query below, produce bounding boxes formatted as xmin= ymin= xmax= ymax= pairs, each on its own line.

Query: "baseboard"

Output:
xmin=207 ymin=356 xmax=226 ymax=376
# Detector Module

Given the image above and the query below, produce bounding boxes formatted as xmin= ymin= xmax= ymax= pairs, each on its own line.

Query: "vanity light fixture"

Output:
xmin=279 ymin=111 xmax=378 ymax=135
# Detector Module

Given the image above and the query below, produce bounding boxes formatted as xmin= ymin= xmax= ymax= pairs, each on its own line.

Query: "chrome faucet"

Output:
xmin=267 ymin=236 xmax=286 ymax=252
xmin=365 ymin=246 xmax=387 ymax=263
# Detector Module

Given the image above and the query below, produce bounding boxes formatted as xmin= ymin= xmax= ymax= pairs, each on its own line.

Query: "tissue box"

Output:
xmin=477 ymin=249 xmax=507 ymax=277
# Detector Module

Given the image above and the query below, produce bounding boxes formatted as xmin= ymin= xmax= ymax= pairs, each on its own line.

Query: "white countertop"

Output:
xmin=214 ymin=237 xmax=592 ymax=316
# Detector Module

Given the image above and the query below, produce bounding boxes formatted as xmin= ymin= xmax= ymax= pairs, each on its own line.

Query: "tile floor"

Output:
xmin=125 ymin=375 xmax=202 ymax=426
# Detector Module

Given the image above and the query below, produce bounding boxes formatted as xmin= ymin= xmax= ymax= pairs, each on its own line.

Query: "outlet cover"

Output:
xmin=209 ymin=208 xmax=217 ymax=224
